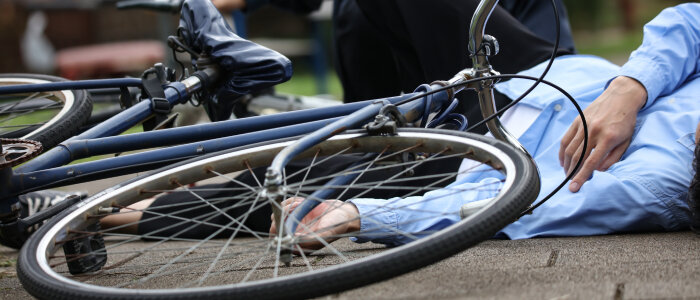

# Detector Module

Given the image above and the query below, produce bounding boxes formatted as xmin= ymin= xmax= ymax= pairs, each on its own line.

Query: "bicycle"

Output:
xmin=1 ymin=3 xmax=339 ymax=142
xmin=0 ymin=0 xmax=587 ymax=298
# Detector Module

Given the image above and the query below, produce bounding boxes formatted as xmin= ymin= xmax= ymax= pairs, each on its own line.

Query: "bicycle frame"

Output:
xmin=2 ymin=0 xmax=525 ymax=255
xmin=0 ymin=69 xmax=452 ymax=214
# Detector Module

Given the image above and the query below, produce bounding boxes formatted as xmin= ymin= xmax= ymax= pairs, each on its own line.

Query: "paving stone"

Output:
xmin=3 ymin=232 xmax=699 ymax=299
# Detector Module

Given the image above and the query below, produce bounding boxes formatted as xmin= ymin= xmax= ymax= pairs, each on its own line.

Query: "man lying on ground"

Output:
xmin=269 ymin=3 xmax=700 ymax=247
xmin=100 ymin=4 xmax=699 ymax=250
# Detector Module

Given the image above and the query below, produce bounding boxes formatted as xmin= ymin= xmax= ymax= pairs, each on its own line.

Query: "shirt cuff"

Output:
xmin=347 ymin=198 xmax=401 ymax=246
xmin=617 ymin=56 xmax=665 ymax=111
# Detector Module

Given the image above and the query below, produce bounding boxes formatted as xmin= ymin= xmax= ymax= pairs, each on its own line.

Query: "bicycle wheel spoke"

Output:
xmin=97 ymin=196 xmax=261 ymax=241
xmin=178 ymin=182 xmax=265 ymax=240
xmin=25 ymin=129 xmax=537 ymax=298
xmin=125 ymin=216 xmax=241 ymax=288
xmin=0 ymin=92 xmax=40 ymax=114
xmin=290 ymin=148 xmax=320 ymax=199
xmin=0 ymin=122 xmax=47 ymax=129
xmin=0 ymin=95 xmax=59 ymax=129
xmin=295 ymin=244 xmax=314 ymax=272
xmin=240 ymin=243 xmax=274 ymax=283
xmin=293 ymin=218 xmax=351 ymax=263
xmin=75 ymin=198 xmax=270 ymax=275
xmin=196 ymin=191 xmax=264 ymax=286
xmin=335 ymin=146 xmax=390 ymax=200
xmin=284 ymin=145 xmax=352 ymax=182
xmin=284 ymin=150 xmax=469 ymax=193
xmin=208 ymin=169 xmax=259 ymax=194
xmin=244 ymin=161 xmax=264 ymax=189
xmin=0 ymin=103 xmax=63 ymax=116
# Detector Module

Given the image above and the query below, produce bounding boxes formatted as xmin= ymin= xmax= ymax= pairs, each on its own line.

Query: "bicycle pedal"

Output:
xmin=62 ymin=222 xmax=107 ymax=275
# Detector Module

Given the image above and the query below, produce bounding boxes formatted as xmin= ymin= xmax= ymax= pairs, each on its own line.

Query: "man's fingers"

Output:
xmin=559 ymin=118 xmax=582 ymax=166
xmin=271 ymin=197 xmax=307 ymax=234
xmin=569 ymin=145 xmax=608 ymax=192
xmin=281 ymin=196 xmax=303 ymax=207
xmin=269 ymin=215 xmax=277 ymax=234
xmin=597 ymin=141 xmax=630 ymax=171
xmin=563 ymin=131 xmax=588 ymax=175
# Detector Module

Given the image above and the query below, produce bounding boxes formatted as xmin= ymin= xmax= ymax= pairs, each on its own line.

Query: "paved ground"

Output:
xmin=1 ymin=231 xmax=698 ymax=299
xmin=1 ymin=174 xmax=698 ymax=298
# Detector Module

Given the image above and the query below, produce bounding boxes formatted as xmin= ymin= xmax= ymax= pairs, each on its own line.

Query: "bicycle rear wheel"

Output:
xmin=0 ymin=74 xmax=92 ymax=149
xmin=18 ymin=128 xmax=539 ymax=299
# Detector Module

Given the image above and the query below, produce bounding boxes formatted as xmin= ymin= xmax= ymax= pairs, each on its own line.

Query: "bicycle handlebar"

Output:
xmin=116 ymin=0 xmax=183 ymax=13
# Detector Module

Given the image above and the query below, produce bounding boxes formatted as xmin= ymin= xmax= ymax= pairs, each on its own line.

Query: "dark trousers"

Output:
xmin=332 ymin=0 xmax=573 ymax=133
xmin=139 ymin=155 xmax=463 ymax=238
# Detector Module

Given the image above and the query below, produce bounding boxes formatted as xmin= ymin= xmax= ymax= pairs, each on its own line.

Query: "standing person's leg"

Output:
xmin=353 ymin=0 xmax=570 ymax=86
xmin=352 ymin=0 xmax=572 ymax=133
xmin=332 ymin=0 xmax=402 ymax=103
xmin=499 ymin=0 xmax=576 ymax=53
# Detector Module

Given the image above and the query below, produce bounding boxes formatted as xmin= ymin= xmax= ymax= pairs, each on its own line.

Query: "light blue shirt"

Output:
xmin=349 ymin=4 xmax=700 ymax=245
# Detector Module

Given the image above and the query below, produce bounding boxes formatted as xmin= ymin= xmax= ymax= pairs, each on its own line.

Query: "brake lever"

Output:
xmin=116 ymin=0 xmax=183 ymax=13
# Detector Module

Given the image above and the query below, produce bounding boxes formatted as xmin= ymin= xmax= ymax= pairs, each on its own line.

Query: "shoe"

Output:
xmin=0 ymin=190 xmax=86 ymax=249
xmin=18 ymin=190 xmax=87 ymax=218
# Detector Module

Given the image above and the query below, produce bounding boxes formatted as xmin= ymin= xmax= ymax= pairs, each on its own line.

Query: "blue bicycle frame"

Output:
xmin=0 ymin=68 xmax=452 ymax=214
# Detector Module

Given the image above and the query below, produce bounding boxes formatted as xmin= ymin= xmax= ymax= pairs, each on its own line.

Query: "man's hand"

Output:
xmin=211 ymin=0 xmax=246 ymax=12
xmin=270 ymin=197 xmax=361 ymax=251
xmin=559 ymin=76 xmax=647 ymax=192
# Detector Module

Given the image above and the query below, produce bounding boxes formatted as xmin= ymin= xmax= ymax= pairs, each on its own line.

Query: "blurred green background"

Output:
xmin=0 ymin=0 xmax=690 ymax=101
xmin=278 ymin=0 xmax=689 ymax=100
xmin=564 ymin=0 xmax=689 ymax=65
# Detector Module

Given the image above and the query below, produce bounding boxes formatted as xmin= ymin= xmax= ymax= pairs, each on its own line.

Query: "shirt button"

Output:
xmin=554 ymin=104 xmax=562 ymax=112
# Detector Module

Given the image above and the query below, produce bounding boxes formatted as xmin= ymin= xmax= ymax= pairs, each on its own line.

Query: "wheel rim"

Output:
xmin=0 ymin=77 xmax=75 ymax=140
xmin=32 ymin=131 xmax=521 ymax=297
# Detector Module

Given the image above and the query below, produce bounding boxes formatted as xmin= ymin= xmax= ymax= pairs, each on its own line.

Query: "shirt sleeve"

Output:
xmin=500 ymin=167 xmax=691 ymax=239
xmin=618 ymin=3 xmax=700 ymax=110
xmin=348 ymin=178 xmax=504 ymax=247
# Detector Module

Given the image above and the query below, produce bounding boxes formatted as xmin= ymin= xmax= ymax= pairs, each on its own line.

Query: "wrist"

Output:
xmin=608 ymin=76 xmax=648 ymax=110
xmin=344 ymin=203 xmax=361 ymax=232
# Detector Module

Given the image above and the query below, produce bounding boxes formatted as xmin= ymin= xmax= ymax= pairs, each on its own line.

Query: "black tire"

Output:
xmin=0 ymin=73 xmax=92 ymax=149
xmin=18 ymin=128 xmax=539 ymax=300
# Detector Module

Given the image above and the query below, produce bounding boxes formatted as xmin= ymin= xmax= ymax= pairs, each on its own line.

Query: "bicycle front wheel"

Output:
xmin=18 ymin=128 xmax=539 ymax=299
xmin=0 ymin=74 xmax=92 ymax=149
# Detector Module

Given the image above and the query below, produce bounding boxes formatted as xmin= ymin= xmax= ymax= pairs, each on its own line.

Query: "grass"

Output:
xmin=0 ymin=258 xmax=16 ymax=268
xmin=573 ymin=29 xmax=643 ymax=65
xmin=0 ymin=93 xmax=60 ymax=135
xmin=275 ymin=63 xmax=343 ymax=100
xmin=565 ymin=0 xmax=676 ymax=65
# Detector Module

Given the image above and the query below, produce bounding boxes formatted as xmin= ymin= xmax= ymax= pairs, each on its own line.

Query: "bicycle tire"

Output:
xmin=18 ymin=128 xmax=539 ymax=300
xmin=0 ymin=74 xmax=92 ymax=149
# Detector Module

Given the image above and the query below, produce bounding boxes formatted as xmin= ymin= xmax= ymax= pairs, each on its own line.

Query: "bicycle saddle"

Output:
xmin=179 ymin=0 xmax=293 ymax=96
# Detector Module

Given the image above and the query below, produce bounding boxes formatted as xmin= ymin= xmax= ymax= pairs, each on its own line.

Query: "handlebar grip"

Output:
xmin=116 ymin=0 xmax=183 ymax=13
